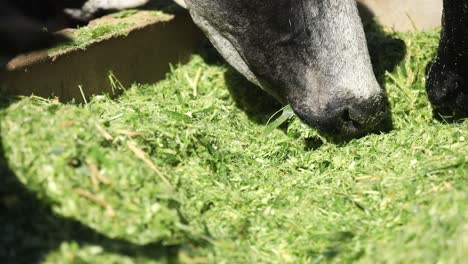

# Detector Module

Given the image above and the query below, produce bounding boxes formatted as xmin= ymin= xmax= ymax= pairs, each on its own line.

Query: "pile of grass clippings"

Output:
xmin=1 ymin=27 xmax=466 ymax=263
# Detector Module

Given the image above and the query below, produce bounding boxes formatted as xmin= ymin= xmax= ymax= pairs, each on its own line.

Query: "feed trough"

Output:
xmin=0 ymin=10 xmax=204 ymax=102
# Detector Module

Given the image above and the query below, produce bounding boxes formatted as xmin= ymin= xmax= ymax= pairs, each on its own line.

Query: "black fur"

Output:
xmin=426 ymin=0 xmax=468 ymax=118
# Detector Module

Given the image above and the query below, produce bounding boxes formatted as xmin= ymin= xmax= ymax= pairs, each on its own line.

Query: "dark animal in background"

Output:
xmin=64 ymin=0 xmax=150 ymax=21
xmin=0 ymin=0 xmax=149 ymax=56
xmin=0 ymin=1 xmax=71 ymax=56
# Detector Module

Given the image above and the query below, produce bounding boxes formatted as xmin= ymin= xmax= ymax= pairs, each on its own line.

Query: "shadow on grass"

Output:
xmin=0 ymin=4 xmax=407 ymax=260
xmin=201 ymin=4 xmax=406 ymax=145
xmin=0 ymin=4 xmax=202 ymax=262
xmin=0 ymin=99 xmax=178 ymax=263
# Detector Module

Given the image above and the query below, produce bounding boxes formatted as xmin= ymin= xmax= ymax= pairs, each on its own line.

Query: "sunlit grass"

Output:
xmin=1 ymin=27 xmax=466 ymax=263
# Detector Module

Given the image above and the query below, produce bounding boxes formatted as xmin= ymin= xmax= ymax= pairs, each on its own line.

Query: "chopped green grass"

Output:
xmin=49 ymin=22 xmax=134 ymax=54
xmin=1 ymin=28 xmax=467 ymax=263
xmin=111 ymin=10 xmax=168 ymax=19
xmin=49 ymin=10 xmax=171 ymax=54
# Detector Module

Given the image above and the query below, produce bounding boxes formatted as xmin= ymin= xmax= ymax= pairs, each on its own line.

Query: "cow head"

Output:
xmin=182 ymin=0 xmax=387 ymax=137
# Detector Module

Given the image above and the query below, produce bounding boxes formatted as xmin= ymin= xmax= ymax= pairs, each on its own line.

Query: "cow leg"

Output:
xmin=426 ymin=0 xmax=468 ymax=117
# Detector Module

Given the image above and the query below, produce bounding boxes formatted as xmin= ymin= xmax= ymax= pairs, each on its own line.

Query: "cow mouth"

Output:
xmin=289 ymin=95 xmax=388 ymax=138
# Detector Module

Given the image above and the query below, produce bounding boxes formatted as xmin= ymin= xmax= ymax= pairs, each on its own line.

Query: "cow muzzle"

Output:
xmin=288 ymin=86 xmax=388 ymax=137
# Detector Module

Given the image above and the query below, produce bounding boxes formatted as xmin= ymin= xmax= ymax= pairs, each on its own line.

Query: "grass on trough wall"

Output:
xmin=1 ymin=25 xmax=467 ymax=263
xmin=49 ymin=10 xmax=171 ymax=54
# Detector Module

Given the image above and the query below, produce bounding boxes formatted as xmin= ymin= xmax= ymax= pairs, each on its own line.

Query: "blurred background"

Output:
xmin=358 ymin=0 xmax=442 ymax=31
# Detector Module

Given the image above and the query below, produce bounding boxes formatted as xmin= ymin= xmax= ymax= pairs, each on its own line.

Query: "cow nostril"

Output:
xmin=289 ymin=96 xmax=387 ymax=137
xmin=341 ymin=109 xmax=363 ymax=130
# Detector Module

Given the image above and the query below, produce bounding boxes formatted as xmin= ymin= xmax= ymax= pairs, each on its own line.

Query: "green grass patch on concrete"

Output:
xmin=1 ymin=27 xmax=467 ymax=263
xmin=49 ymin=22 xmax=134 ymax=54
xmin=49 ymin=10 xmax=172 ymax=54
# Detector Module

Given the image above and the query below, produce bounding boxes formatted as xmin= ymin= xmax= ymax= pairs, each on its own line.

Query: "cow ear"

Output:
xmin=173 ymin=0 xmax=187 ymax=9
